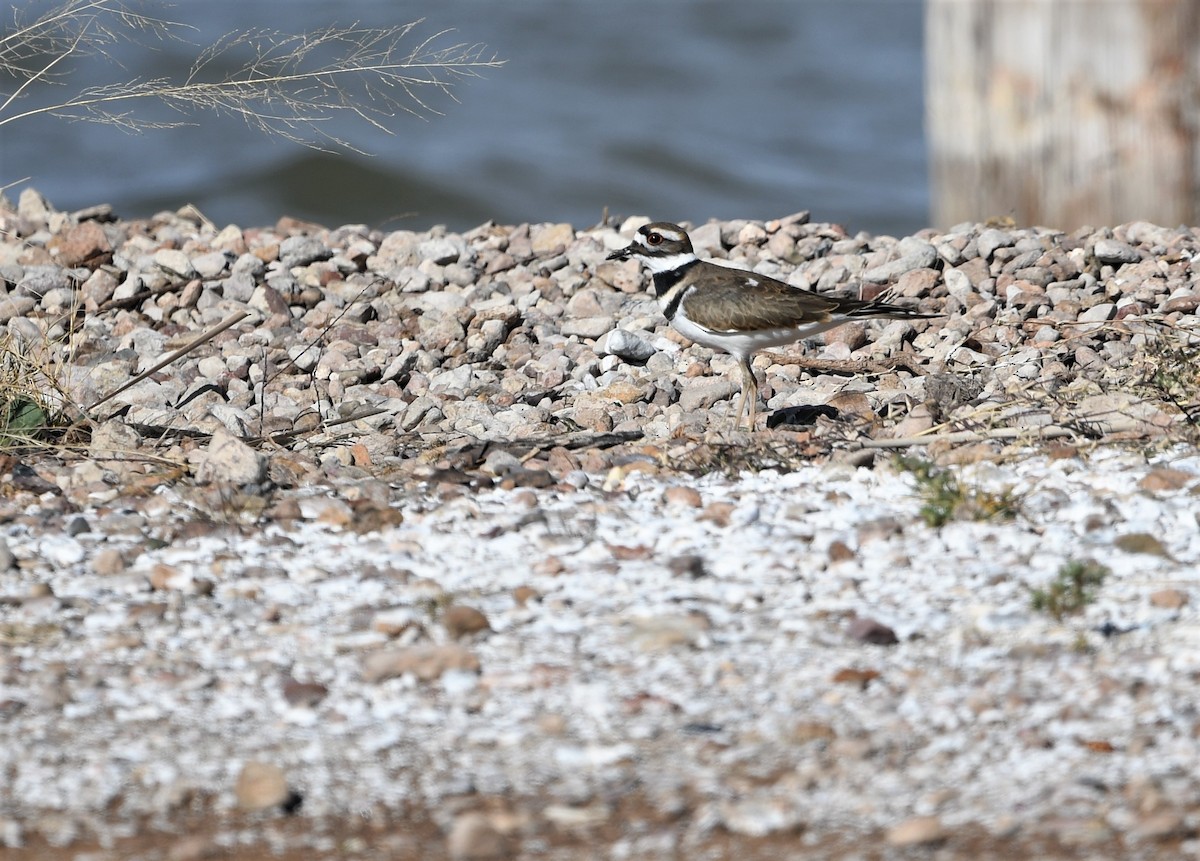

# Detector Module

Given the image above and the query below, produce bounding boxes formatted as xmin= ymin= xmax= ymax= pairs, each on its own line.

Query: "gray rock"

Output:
xmin=977 ymin=228 xmax=1014 ymax=261
xmin=561 ymin=316 xmax=614 ymax=340
xmin=418 ymin=237 xmax=462 ymax=265
xmin=1093 ymin=238 xmax=1139 ymax=265
xmin=0 ymin=295 xmax=37 ymax=321
xmin=279 ymin=235 xmax=330 ymax=269
xmin=220 ymin=271 xmax=257 ymax=303
xmin=861 ymin=244 xmax=938 ymax=283
xmin=689 ymin=221 xmax=725 ymax=257
xmin=601 ymin=329 xmax=655 ymax=363
xmin=1078 ymin=303 xmax=1116 ymax=323
xmin=678 ymin=377 xmax=736 ymax=411
xmin=17 ymin=265 xmax=70 ymax=298
xmin=190 ymin=250 xmax=232 ymax=279
xmin=153 ymin=248 xmax=196 ymax=280
xmin=194 ymin=427 xmax=268 ymax=485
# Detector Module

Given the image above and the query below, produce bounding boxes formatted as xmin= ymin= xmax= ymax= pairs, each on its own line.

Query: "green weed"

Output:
xmin=894 ymin=454 xmax=1021 ymax=527
xmin=1030 ymin=560 xmax=1110 ymax=620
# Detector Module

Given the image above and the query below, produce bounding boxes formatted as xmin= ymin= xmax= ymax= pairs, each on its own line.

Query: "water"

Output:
xmin=2 ymin=0 xmax=927 ymax=236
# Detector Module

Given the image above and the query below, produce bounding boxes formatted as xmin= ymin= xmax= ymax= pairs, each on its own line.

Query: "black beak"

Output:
xmin=606 ymin=244 xmax=634 ymax=261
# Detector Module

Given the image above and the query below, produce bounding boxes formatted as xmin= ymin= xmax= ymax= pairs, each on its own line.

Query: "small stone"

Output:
xmin=1148 ymin=589 xmax=1187 ymax=610
xmin=0 ymin=539 xmax=14 ymax=572
xmin=861 ymin=243 xmax=938 ymax=283
xmin=886 ymin=815 xmax=946 ymax=847
xmin=1114 ymin=533 xmax=1172 ymax=559
xmin=560 ymin=316 xmax=614 ymax=339
xmin=1138 ymin=468 xmax=1193 ymax=492
xmin=718 ymin=798 xmax=801 ymax=837
xmin=629 ymin=612 xmax=710 ymax=650
xmin=512 ymin=586 xmax=540 ymax=606
xmin=601 ymin=329 xmax=655 ymax=363
xmin=153 ymin=248 xmax=197 ymax=279
xmin=281 ymin=677 xmax=329 ymax=707
xmin=234 ymin=761 xmax=290 ymax=811
xmin=362 ymin=643 xmax=480 ymax=683
xmin=663 ymin=486 xmax=702 ymax=508
xmin=278 ymin=235 xmax=330 ymax=268
xmin=847 ymin=616 xmax=899 ymax=645
xmin=831 ymin=667 xmax=881 ymax=688
xmin=48 ymin=221 xmax=112 ymax=268
xmin=827 ymin=540 xmax=856 ymax=563
xmin=167 ymin=834 xmax=220 ymax=861
xmin=1160 ymin=293 xmax=1200 ymax=314
xmin=190 ymin=251 xmax=231 ymax=279
xmin=418 ymin=237 xmax=462 ymax=265
xmin=737 ymin=223 xmax=768 ymax=245
xmin=530 ymin=222 xmax=575 ymax=256
xmin=1078 ymin=303 xmax=1116 ymax=323
xmin=39 ymin=535 xmax=84 ymax=567
xmin=446 ymin=811 xmax=511 ymax=860
xmin=91 ymin=548 xmax=127 ymax=576
xmin=443 ymin=604 xmax=491 ymax=639
xmin=977 ymin=228 xmax=1013 ymax=261
xmin=893 ymin=267 xmax=940 ymax=298
xmin=699 ymin=501 xmax=735 ymax=527
xmin=596 ymin=381 xmax=644 ymax=404
xmin=678 ymin=377 xmax=736 ymax=412
xmin=194 ymin=427 xmax=268 ymax=486
xmin=824 ymin=321 xmax=867 ymax=351
xmin=667 ymin=554 xmax=707 ymax=579
xmin=1093 ymin=238 xmax=1139 ymax=265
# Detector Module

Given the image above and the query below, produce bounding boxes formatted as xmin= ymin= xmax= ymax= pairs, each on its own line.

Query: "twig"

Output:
xmin=88 ymin=310 xmax=250 ymax=410
xmin=246 ymin=406 xmax=388 ymax=446
xmin=855 ymin=425 xmax=1077 ymax=449
xmin=785 ymin=353 xmax=930 ymax=377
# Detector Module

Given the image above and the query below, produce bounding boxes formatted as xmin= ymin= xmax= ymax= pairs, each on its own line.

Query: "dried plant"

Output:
xmin=1 ymin=1 xmax=504 ymax=152
xmin=893 ymin=454 xmax=1021 ymax=527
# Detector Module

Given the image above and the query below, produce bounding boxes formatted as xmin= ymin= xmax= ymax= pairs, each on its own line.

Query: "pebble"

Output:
xmin=234 ymin=761 xmax=290 ymax=811
xmin=678 ymin=377 xmax=736 ymax=412
xmin=847 ymin=616 xmax=899 ymax=645
xmin=446 ymin=811 xmax=511 ymax=860
xmin=362 ymin=643 xmax=481 ymax=682
xmin=1148 ymin=588 xmax=1188 ymax=609
xmin=1093 ymin=238 xmax=1140 ymax=265
xmin=885 ymin=815 xmax=946 ymax=846
xmin=194 ymin=427 xmax=268 ymax=486
xmin=443 ymin=604 xmax=491 ymax=639
xmin=601 ymin=328 xmax=655 ymax=362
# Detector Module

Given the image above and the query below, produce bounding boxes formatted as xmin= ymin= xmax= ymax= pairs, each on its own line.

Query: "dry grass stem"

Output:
xmin=2 ymin=3 xmax=503 ymax=153
xmin=88 ymin=309 xmax=250 ymax=411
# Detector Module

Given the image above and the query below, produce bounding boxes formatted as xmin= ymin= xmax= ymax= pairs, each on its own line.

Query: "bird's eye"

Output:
xmin=646 ymin=232 xmax=663 ymax=245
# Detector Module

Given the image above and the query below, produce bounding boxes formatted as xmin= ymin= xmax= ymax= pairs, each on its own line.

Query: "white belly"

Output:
xmin=671 ymin=310 xmax=845 ymax=361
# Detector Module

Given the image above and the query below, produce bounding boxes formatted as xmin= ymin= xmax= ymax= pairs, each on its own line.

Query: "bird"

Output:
xmin=606 ymin=221 xmax=936 ymax=429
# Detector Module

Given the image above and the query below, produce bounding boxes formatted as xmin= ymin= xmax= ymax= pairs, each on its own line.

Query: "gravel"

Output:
xmin=2 ymin=188 xmax=1200 ymax=858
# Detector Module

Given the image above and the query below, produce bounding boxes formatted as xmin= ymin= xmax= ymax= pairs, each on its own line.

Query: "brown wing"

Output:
xmin=684 ymin=268 xmax=926 ymax=332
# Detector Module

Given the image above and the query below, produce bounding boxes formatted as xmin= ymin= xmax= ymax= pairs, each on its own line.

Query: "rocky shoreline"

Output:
xmin=2 ymin=190 xmax=1199 ymax=859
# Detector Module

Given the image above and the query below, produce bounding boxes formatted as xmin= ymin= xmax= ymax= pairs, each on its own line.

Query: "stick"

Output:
xmin=88 ymin=310 xmax=251 ymax=410
xmin=856 ymin=425 xmax=1078 ymax=449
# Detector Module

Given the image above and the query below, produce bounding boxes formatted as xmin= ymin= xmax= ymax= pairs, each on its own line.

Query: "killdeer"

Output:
xmin=607 ymin=221 xmax=936 ymax=429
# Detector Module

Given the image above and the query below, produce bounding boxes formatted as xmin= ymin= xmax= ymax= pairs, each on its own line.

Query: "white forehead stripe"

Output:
xmin=640 ymin=228 xmax=684 ymax=243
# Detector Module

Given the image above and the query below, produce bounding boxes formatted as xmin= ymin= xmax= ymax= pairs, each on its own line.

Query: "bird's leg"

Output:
xmin=734 ymin=357 xmax=758 ymax=430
